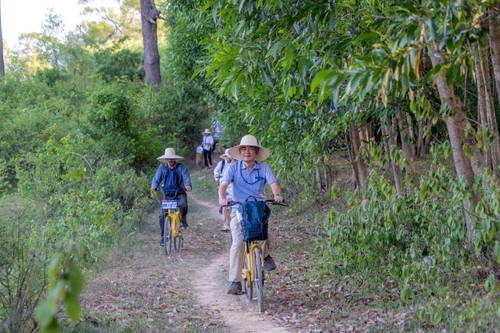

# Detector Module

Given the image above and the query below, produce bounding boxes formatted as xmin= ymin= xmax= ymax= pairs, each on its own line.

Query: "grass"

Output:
xmin=190 ymin=168 xmax=219 ymax=205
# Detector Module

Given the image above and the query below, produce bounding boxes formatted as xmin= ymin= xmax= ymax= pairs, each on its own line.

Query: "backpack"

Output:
xmin=163 ymin=166 xmax=181 ymax=197
xmin=217 ymin=159 xmax=226 ymax=185
xmin=241 ymin=200 xmax=271 ymax=241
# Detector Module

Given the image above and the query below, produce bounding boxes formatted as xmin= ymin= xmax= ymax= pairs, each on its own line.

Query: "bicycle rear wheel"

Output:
xmin=254 ymin=247 xmax=264 ymax=312
xmin=164 ymin=216 xmax=172 ymax=255
xmin=242 ymin=254 xmax=253 ymax=302
xmin=173 ymin=215 xmax=182 ymax=252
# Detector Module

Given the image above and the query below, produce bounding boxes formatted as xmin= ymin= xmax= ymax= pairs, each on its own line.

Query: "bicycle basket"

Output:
xmin=162 ymin=199 xmax=178 ymax=210
xmin=241 ymin=201 xmax=271 ymax=241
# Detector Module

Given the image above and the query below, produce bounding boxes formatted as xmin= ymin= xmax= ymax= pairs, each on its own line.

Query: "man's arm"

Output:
xmin=218 ymin=181 xmax=229 ymax=206
xmin=214 ymin=161 xmax=222 ymax=181
xmin=151 ymin=165 xmax=163 ymax=192
xmin=270 ymin=182 xmax=284 ymax=203
xmin=180 ymin=165 xmax=192 ymax=192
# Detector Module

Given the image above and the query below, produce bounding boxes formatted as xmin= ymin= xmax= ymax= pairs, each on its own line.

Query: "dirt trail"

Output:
xmin=78 ymin=191 xmax=291 ymax=332
xmin=189 ymin=194 xmax=291 ymax=333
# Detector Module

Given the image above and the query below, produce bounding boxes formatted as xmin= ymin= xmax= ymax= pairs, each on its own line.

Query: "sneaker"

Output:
xmin=264 ymin=255 xmax=277 ymax=272
xmin=182 ymin=222 xmax=189 ymax=229
xmin=158 ymin=237 xmax=164 ymax=246
xmin=227 ymin=281 xmax=242 ymax=295
xmin=220 ymin=224 xmax=230 ymax=232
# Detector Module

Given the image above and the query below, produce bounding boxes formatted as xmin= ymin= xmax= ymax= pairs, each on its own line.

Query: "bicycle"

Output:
xmin=160 ymin=191 xmax=183 ymax=255
xmin=220 ymin=199 xmax=284 ymax=312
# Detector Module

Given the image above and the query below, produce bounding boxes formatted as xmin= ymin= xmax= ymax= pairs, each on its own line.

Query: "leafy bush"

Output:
xmin=321 ymin=142 xmax=499 ymax=327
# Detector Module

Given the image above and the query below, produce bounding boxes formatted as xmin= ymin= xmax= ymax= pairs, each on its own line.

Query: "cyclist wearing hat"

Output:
xmin=151 ymin=148 xmax=192 ymax=245
xmin=218 ymin=135 xmax=284 ymax=295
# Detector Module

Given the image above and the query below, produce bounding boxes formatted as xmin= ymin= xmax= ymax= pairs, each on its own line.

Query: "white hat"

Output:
xmin=202 ymin=128 xmax=211 ymax=135
xmin=220 ymin=148 xmax=233 ymax=159
xmin=157 ymin=148 xmax=184 ymax=163
xmin=228 ymin=135 xmax=270 ymax=162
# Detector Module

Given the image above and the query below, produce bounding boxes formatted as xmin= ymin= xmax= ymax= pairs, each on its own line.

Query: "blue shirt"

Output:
xmin=222 ymin=160 xmax=277 ymax=206
xmin=151 ymin=163 xmax=192 ymax=194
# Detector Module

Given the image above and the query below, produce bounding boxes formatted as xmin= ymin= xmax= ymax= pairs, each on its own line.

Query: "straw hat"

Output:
xmin=157 ymin=148 xmax=184 ymax=163
xmin=228 ymin=135 xmax=270 ymax=162
xmin=202 ymin=128 xmax=211 ymax=135
xmin=220 ymin=149 xmax=233 ymax=159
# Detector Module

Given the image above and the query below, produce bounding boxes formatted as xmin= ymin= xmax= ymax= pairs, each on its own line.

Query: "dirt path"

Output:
xmin=189 ymin=194 xmax=291 ymax=333
xmin=76 ymin=192 xmax=292 ymax=332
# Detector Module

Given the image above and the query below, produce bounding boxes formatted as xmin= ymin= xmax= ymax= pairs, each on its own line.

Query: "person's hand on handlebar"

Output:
xmin=151 ymin=186 xmax=157 ymax=196
xmin=273 ymin=193 xmax=284 ymax=204
xmin=219 ymin=197 xmax=228 ymax=207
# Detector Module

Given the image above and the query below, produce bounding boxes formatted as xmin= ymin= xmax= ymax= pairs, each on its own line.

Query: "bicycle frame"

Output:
xmin=242 ymin=240 xmax=263 ymax=290
xmin=161 ymin=191 xmax=183 ymax=255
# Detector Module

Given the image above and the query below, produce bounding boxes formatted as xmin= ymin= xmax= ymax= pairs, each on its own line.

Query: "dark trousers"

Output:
xmin=212 ymin=140 xmax=218 ymax=156
xmin=159 ymin=192 xmax=188 ymax=237
xmin=203 ymin=149 xmax=212 ymax=167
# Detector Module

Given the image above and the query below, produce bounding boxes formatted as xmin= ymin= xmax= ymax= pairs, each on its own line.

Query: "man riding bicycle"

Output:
xmin=151 ymin=148 xmax=192 ymax=245
xmin=218 ymin=135 xmax=284 ymax=295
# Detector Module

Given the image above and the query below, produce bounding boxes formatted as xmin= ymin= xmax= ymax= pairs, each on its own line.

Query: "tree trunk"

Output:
xmin=423 ymin=118 xmax=432 ymax=153
xmin=349 ymin=124 xmax=368 ymax=193
xmin=385 ymin=116 xmax=404 ymax=197
xmin=315 ymin=165 xmax=322 ymax=191
xmin=396 ymin=110 xmax=417 ymax=186
xmin=324 ymin=163 xmax=332 ymax=190
xmin=416 ymin=119 xmax=424 ymax=156
xmin=406 ymin=113 xmax=417 ymax=156
xmin=140 ymin=0 xmax=161 ymax=87
xmin=0 ymin=1 xmax=5 ymax=77
xmin=428 ymin=42 xmax=478 ymax=250
xmin=488 ymin=2 xmax=500 ymax=103
xmin=474 ymin=45 xmax=489 ymax=174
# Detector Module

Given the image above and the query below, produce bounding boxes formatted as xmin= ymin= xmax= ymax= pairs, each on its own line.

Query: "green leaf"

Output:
xmin=353 ymin=32 xmax=379 ymax=44
xmin=311 ymin=69 xmax=337 ymax=93
xmin=36 ymin=302 xmax=55 ymax=327
xmin=265 ymin=39 xmax=291 ymax=58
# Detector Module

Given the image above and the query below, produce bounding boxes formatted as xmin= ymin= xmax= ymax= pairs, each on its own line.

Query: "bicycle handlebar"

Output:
xmin=218 ymin=199 xmax=286 ymax=214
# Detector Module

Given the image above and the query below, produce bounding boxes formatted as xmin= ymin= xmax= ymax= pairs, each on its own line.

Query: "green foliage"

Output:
xmin=36 ymin=249 xmax=84 ymax=333
xmin=0 ymin=198 xmax=50 ymax=333
xmin=95 ymin=48 xmax=145 ymax=83
xmin=321 ymin=142 xmax=499 ymax=327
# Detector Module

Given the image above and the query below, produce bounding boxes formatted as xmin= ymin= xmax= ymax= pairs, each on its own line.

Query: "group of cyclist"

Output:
xmin=150 ymin=132 xmax=283 ymax=295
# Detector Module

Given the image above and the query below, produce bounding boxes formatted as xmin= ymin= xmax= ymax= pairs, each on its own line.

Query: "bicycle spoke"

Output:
xmin=254 ymin=247 xmax=264 ymax=312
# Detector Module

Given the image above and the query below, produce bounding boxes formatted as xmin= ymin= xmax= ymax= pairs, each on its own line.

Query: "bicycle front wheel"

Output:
xmin=164 ymin=216 xmax=172 ymax=255
xmin=254 ymin=247 xmax=264 ymax=312
xmin=242 ymin=254 xmax=253 ymax=302
xmin=173 ymin=215 xmax=182 ymax=252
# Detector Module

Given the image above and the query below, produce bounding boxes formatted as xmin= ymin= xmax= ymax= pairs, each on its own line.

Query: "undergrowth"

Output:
xmin=320 ymin=143 xmax=500 ymax=330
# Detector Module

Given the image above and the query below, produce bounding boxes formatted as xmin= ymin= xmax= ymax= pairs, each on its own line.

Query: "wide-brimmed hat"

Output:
xmin=228 ymin=135 xmax=270 ymax=162
xmin=157 ymin=148 xmax=184 ymax=163
xmin=220 ymin=149 xmax=233 ymax=159
xmin=202 ymin=128 xmax=211 ymax=135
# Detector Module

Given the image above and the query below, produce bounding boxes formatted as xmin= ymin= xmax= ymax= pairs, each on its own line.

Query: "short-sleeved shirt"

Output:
xmin=221 ymin=160 xmax=276 ymax=207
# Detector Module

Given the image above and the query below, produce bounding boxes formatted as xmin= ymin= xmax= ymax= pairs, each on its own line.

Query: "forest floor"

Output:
xmin=69 ymin=167 xmax=416 ymax=333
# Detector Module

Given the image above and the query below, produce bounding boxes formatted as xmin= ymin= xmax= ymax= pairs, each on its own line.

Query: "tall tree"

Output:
xmin=140 ymin=0 xmax=161 ymax=86
xmin=0 ymin=0 xmax=5 ymax=76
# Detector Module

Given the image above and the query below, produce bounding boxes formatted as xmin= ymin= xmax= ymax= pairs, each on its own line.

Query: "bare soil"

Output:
xmin=73 ymin=168 xmax=402 ymax=333
xmin=75 ymin=192 xmax=295 ymax=332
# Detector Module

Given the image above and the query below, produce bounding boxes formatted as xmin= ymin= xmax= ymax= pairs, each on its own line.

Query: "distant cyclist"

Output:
xmin=218 ymin=135 xmax=283 ymax=295
xmin=151 ymin=148 xmax=192 ymax=245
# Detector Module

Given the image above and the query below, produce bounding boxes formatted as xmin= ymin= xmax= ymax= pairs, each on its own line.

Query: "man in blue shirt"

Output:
xmin=218 ymin=135 xmax=284 ymax=295
xmin=151 ymin=148 xmax=192 ymax=245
